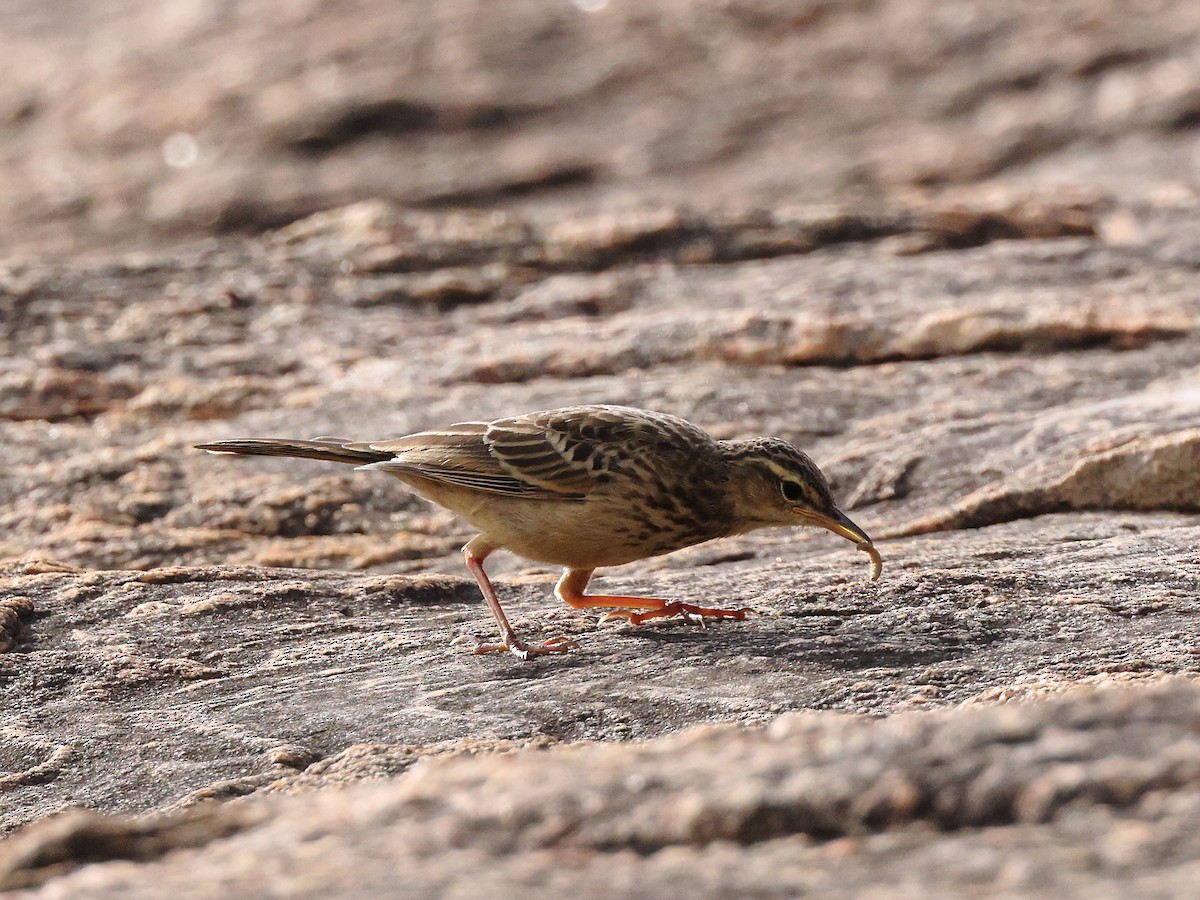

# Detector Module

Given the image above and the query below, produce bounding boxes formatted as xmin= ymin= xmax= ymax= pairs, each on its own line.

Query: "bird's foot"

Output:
xmin=600 ymin=602 xmax=753 ymax=627
xmin=452 ymin=633 xmax=580 ymax=660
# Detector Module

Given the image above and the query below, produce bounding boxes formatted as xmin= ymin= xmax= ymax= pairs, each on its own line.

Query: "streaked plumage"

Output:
xmin=198 ymin=405 xmax=880 ymax=659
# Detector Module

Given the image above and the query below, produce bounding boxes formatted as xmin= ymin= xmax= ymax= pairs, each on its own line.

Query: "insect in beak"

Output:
xmin=793 ymin=506 xmax=882 ymax=581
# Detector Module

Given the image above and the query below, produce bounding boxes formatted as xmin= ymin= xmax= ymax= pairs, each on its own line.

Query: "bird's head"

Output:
xmin=720 ymin=437 xmax=873 ymax=549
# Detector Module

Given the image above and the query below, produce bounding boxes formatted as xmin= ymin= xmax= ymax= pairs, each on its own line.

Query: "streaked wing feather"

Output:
xmin=351 ymin=420 xmax=590 ymax=500
xmin=484 ymin=418 xmax=599 ymax=495
xmin=352 ymin=421 xmax=491 ymax=454
xmin=347 ymin=406 xmax=705 ymax=500
xmin=365 ymin=460 xmax=555 ymax=497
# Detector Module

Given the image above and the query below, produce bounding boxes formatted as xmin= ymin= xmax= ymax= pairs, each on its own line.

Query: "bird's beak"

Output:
xmin=793 ymin=506 xmax=872 ymax=545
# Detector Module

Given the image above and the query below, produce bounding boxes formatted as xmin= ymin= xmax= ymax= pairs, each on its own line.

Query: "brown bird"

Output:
xmin=197 ymin=405 xmax=881 ymax=659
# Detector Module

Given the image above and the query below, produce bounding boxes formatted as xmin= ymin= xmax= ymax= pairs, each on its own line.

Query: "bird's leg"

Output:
xmin=453 ymin=536 xmax=580 ymax=659
xmin=555 ymin=568 xmax=752 ymax=626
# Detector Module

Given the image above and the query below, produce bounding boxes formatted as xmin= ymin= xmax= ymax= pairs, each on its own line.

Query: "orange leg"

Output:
xmin=554 ymin=568 xmax=752 ymax=626
xmin=454 ymin=536 xmax=580 ymax=659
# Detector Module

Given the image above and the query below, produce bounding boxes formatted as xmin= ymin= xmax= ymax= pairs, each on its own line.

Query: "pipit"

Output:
xmin=197 ymin=405 xmax=881 ymax=659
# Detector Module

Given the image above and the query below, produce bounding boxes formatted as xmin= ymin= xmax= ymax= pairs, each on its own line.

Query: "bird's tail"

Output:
xmin=195 ymin=438 xmax=392 ymax=466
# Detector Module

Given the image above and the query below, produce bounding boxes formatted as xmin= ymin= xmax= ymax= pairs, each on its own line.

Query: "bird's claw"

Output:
xmin=452 ymin=633 xmax=580 ymax=659
xmin=600 ymin=603 xmax=754 ymax=627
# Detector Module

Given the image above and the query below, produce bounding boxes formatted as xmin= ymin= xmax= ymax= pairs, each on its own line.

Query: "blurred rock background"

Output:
xmin=3 ymin=0 xmax=1200 ymax=256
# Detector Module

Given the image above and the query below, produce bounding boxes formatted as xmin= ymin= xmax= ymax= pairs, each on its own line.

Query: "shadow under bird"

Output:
xmin=197 ymin=405 xmax=882 ymax=659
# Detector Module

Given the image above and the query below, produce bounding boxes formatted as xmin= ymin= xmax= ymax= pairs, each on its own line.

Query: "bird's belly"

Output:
xmin=468 ymin=497 xmax=655 ymax=568
xmin=396 ymin=476 xmax=682 ymax=568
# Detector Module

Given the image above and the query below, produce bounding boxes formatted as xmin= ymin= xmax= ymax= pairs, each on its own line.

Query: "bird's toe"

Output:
xmin=453 ymin=632 xmax=579 ymax=659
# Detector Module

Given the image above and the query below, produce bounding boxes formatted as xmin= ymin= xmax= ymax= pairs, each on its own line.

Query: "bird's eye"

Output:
xmin=781 ymin=481 xmax=804 ymax=503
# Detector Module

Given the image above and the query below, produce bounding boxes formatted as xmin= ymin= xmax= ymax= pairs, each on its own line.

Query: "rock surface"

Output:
xmin=6 ymin=681 xmax=1200 ymax=896
xmin=2 ymin=0 xmax=1200 ymax=896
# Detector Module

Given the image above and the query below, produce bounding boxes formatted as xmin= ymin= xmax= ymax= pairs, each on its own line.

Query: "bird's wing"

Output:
xmin=350 ymin=418 xmax=595 ymax=500
xmin=353 ymin=406 xmax=709 ymax=500
xmin=478 ymin=405 xmax=699 ymax=496
xmin=481 ymin=411 xmax=605 ymax=496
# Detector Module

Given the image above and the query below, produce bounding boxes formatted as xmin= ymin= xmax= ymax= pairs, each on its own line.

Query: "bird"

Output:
xmin=196 ymin=405 xmax=882 ymax=659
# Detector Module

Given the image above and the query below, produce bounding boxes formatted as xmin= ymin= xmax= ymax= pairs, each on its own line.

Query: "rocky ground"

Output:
xmin=2 ymin=1 xmax=1200 ymax=896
